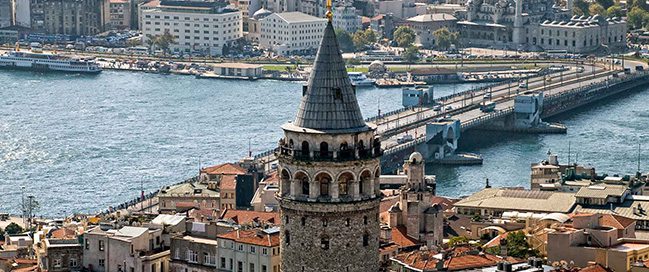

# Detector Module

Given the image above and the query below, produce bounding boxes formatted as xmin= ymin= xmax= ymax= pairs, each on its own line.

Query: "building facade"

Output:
xmin=277 ymin=18 xmax=382 ymax=272
xmin=0 ymin=0 xmax=12 ymax=28
xmin=404 ymin=13 xmax=458 ymax=48
xmin=29 ymin=0 xmax=105 ymax=35
xmin=157 ymin=182 xmax=220 ymax=214
xmin=537 ymin=15 xmax=626 ymax=53
xmin=105 ymin=0 xmax=131 ymax=30
xmin=332 ymin=5 xmax=361 ymax=33
xmin=216 ymin=228 xmax=280 ymax=272
xmin=259 ymin=12 xmax=326 ymax=56
xmin=141 ymin=1 xmax=242 ymax=56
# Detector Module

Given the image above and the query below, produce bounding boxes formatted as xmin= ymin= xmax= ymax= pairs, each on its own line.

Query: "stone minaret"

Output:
xmin=512 ymin=0 xmax=524 ymax=45
xmin=277 ymin=1 xmax=382 ymax=271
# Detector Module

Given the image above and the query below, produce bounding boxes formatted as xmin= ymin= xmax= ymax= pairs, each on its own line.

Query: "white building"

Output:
xmin=14 ymin=0 xmax=31 ymax=27
xmin=538 ymin=15 xmax=627 ymax=53
xmin=216 ymin=228 xmax=280 ymax=272
xmin=260 ymin=11 xmax=326 ymax=56
xmin=332 ymin=5 xmax=361 ymax=33
xmin=83 ymin=226 xmax=169 ymax=272
xmin=141 ymin=1 xmax=242 ymax=56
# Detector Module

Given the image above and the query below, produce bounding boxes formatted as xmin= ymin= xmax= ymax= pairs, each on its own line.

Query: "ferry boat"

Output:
xmin=348 ymin=72 xmax=375 ymax=87
xmin=0 ymin=48 xmax=101 ymax=73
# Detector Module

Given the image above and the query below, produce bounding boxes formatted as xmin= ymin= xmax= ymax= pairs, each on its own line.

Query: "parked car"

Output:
xmin=396 ymin=134 xmax=414 ymax=144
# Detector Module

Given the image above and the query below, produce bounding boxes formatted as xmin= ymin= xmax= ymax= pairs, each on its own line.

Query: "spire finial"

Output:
xmin=326 ymin=0 xmax=333 ymax=22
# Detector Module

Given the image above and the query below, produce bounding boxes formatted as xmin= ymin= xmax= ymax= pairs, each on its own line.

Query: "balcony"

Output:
xmin=278 ymin=145 xmax=383 ymax=162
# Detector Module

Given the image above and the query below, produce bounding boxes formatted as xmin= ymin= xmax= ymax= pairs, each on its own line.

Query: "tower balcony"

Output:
xmin=277 ymin=145 xmax=383 ymax=162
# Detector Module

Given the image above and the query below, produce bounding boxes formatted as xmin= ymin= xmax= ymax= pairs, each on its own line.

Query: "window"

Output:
xmin=99 ymin=259 xmax=105 ymax=267
xmin=250 ymin=246 xmax=256 ymax=253
xmin=285 ymin=231 xmax=290 ymax=245
xmin=188 ymin=250 xmax=198 ymax=263
xmin=321 ymin=236 xmax=330 ymax=250
xmin=53 ymin=259 xmax=62 ymax=268
xmin=262 ymin=248 xmax=268 ymax=255
xmin=363 ymin=234 xmax=369 ymax=246
xmin=69 ymin=259 xmax=78 ymax=267
xmin=85 ymin=239 xmax=89 ymax=249
xmin=221 ymin=257 xmax=226 ymax=268
xmin=238 ymin=244 xmax=244 ymax=251
xmin=238 ymin=261 xmax=243 ymax=272
xmin=99 ymin=240 xmax=105 ymax=251
xmin=262 ymin=265 xmax=268 ymax=272
xmin=301 ymin=217 xmax=306 ymax=226
xmin=364 ymin=216 xmax=368 ymax=225
xmin=250 ymin=263 xmax=255 ymax=272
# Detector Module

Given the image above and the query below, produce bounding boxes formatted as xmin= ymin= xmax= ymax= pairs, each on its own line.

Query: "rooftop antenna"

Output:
xmin=567 ymin=141 xmax=571 ymax=165
xmin=638 ymin=143 xmax=642 ymax=173
xmin=248 ymin=138 xmax=252 ymax=157
xmin=140 ymin=179 xmax=144 ymax=201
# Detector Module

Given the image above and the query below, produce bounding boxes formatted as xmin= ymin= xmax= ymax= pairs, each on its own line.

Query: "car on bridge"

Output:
xmin=397 ymin=134 xmax=414 ymax=144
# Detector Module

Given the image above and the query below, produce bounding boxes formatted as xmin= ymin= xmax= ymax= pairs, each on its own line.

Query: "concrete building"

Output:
xmin=454 ymin=188 xmax=577 ymax=217
xmin=216 ymin=228 xmax=280 ymax=272
xmin=83 ymin=226 xmax=169 ymax=272
xmin=332 ymin=5 xmax=361 ymax=33
xmin=141 ymin=1 xmax=242 ymax=56
xmin=169 ymin=221 xmax=219 ymax=272
xmin=276 ymin=16 xmax=382 ymax=272
xmin=246 ymin=7 xmax=271 ymax=42
xmin=546 ymin=213 xmax=638 ymax=271
xmin=377 ymin=0 xmax=427 ymax=19
xmin=404 ymin=13 xmax=457 ymax=48
xmin=200 ymin=162 xmax=255 ymax=210
xmin=538 ymin=15 xmax=627 ymax=53
xmin=259 ymin=12 xmax=327 ymax=56
xmin=250 ymin=173 xmax=280 ymax=212
xmin=385 ymin=153 xmax=443 ymax=247
xmin=158 ymin=182 xmax=220 ymax=214
xmin=29 ymin=0 xmax=104 ymax=35
xmin=530 ymin=151 xmax=596 ymax=190
xmin=137 ymin=0 xmax=159 ymax=30
xmin=14 ymin=0 xmax=30 ymax=27
xmin=0 ymin=0 xmax=12 ymax=28
xmin=36 ymin=227 xmax=83 ymax=272
xmin=105 ymin=0 xmax=131 ymax=30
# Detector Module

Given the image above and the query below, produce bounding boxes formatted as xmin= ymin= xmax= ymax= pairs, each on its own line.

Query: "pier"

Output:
xmin=252 ymin=60 xmax=649 ymax=173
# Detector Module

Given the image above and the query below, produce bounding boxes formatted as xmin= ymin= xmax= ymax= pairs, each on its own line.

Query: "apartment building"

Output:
xmin=216 ymin=228 xmax=280 ymax=272
xmin=141 ymin=1 xmax=242 ymax=56
xmin=259 ymin=12 xmax=326 ymax=56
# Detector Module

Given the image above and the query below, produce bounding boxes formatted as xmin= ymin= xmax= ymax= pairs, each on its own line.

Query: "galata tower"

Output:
xmin=276 ymin=2 xmax=382 ymax=271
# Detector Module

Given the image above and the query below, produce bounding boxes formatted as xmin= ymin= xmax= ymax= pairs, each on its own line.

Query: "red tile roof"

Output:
xmin=394 ymin=246 xmax=522 ymax=271
xmin=142 ymin=0 xmax=160 ymax=7
xmin=13 ymin=265 xmax=38 ymax=272
xmin=393 ymin=250 xmax=440 ymax=270
xmin=391 ymin=226 xmax=422 ymax=248
xmin=220 ymin=175 xmax=237 ymax=191
xmin=600 ymin=214 xmax=635 ymax=230
xmin=50 ymin=228 xmax=77 ymax=239
xmin=202 ymin=163 xmax=246 ymax=175
xmin=483 ymin=232 xmax=510 ymax=248
xmin=263 ymin=171 xmax=279 ymax=184
xmin=380 ymin=196 xmax=400 ymax=213
xmin=220 ymin=209 xmax=279 ymax=226
xmin=217 ymin=229 xmax=280 ymax=247
xmin=579 ymin=263 xmax=614 ymax=272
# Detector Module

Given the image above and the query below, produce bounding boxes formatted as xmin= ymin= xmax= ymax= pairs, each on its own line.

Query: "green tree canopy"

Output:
xmin=335 ymin=29 xmax=355 ymax=52
xmin=5 ymin=222 xmax=23 ymax=235
xmin=401 ymin=46 xmax=420 ymax=62
xmin=596 ymin=0 xmax=615 ymax=9
xmin=448 ymin=236 xmax=470 ymax=247
xmin=574 ymin=0 xmax=591 ymax=15
xmin=485 ymin=231 xmax=540 ymax=258
xmin=156 ymin=30 xmax=176 ymax=55
xmin=433 ymin=27 xmax=459 ymax=50
xmin=589 ymin=3 xmax=607 ymax=16
xmin=0 ymin=227 xmax=4 ymax=237
xmin=352 ymin=29 xmax=378 ymax=51
xmin=606 ymin=5 xmax=624 ymax=17
xmin=628 ymin=7 xmax=649 ymax=29
xmin=393 ymin=26 xmax=416 ymax=47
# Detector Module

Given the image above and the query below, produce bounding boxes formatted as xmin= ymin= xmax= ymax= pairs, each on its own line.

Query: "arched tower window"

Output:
xmin=280 ymin=169 xmax=291 ymax=196
xmin=319 ymin=142 xmax=329 ymax=158
xmin=289 ymin=139 xmax=294 ymax=148
xmin=358 ymin=140 xmax=366 ymax=157
xmin=301 ymin=217 xmax=306 ymax=226
xmin=301 ymin=141 xmax=309 ymax=157
xmin=338 ymin=172 xmax=353 ymax=196
xmin=315 ymin=173 xmax=332 ymax=197
xmin=295 ymin=172 xmax=309 ymax=197
xmin=362 ymin=233 xmax=369 ymax=247
xmin=340 ymin=142 xmax=352 ymax=159
xmin=360 ymin=170 xmax=372 ymax=196
xmin=363 ymin=216 xmax=368 ymax=225
xmin=320 ymin=235 xmax=330 ymax=250
xmin=285 ymin=231 xmax=290 ymax=245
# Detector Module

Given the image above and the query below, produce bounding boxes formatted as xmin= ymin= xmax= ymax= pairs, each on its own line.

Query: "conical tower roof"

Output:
xmin=293 ymin=21 xmax=368 ymax=132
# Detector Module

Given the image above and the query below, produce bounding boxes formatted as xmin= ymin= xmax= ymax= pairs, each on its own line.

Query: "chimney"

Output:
xmin=380 ymin=225 xmax=392 ymax=240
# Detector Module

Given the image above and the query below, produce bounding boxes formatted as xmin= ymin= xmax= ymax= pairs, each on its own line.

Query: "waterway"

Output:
xmin=0 ymin=70 xmax=647 ymax=216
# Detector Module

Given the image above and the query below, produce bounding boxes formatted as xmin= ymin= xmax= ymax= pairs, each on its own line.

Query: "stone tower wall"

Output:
xmin=279 ymin=199 xmax=380 ymax=272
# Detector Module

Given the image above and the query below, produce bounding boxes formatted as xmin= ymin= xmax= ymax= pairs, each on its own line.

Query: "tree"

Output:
xmin=433 ymin=27 xmax=459 ymax=50
xmin=156 ymin=30 xmax=176 ymax=55
xmin=145 ymin=34 xmax=158 ymax=54
xmin=335 ymin=29 xmax=355 ymax=52
xmin=0 ymin=227 xmax=4 ymax=237
xmin=448 ymin=236 xmax=470 ymax=247
xmin=628 ymin=7 xmax=649 ymax=29
xmin=588 ymin=3 xmax=607 ymax=16
xmin=401 ymin=46 xmax=419 ymax=62
xmin=393 ymin=26 xmax=416 ymax=47
xmin=352 ymin=29 xmax=378 ymax=51
xmin=485 ymin=231 xmax=540 ymax=258
xmin=606 ymin=5 xmax=624 ymax=17
xmin=596 ymin=0 xmax=615 ymax=9
xmin=5 ymin=222 xmax=23 ymax=235
xmin=574 ymin=0 xmax=591 ymax=15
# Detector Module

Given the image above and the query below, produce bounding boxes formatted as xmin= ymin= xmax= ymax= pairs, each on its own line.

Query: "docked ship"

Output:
xmin=0 ymin=49 xmax=101 ymax=73
xmin=348 ymin=72 xmax=375 ymax=87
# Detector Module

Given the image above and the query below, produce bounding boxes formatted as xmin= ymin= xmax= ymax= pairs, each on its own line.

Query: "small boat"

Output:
xmin=348 ymin=72 xmax=375 ymax=87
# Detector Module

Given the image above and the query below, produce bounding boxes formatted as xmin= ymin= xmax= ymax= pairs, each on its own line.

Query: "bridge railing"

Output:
xmin=383 ymin=136 xmax=427 ymax=156
xmin=461 ymin=107 xmax=514 ymax=130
